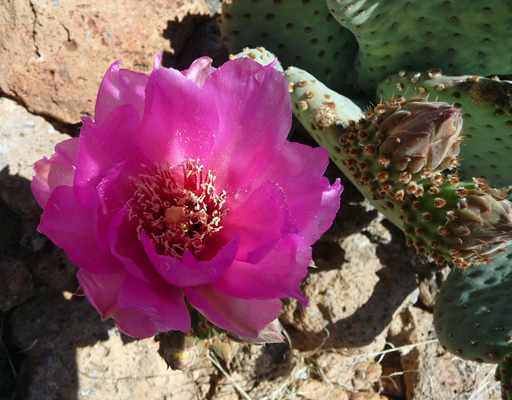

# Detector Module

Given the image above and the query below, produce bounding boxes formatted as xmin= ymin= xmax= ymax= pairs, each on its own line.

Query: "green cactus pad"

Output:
xmin=498 ymin=357 xmax=512 ymax=400
xmin=231 ymin=47 xmax=284 ymax=72
xmin=327 ymin=0 xmax=512 ymax=93
xmin=435 ymin=252 xmax=512 ymax=363
xmin=219 ymin=0 xmax=359 ymax=95
xmin=434 ymin=252 xmax=512 ymax=399
xmin=287 ymin=67 xmax=512 ymax=267
xmin=377 ymin=71 xmax=512 ymax=189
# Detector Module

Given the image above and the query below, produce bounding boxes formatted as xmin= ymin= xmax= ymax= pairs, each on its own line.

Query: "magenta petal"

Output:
xmin=74 ymin=104 xmax=143 ymax=208
xmin=77 ymin=268 xmax=178 ymax=338
xmin=108 ymin=207 xmax=158 ymax=283
xmin=204 ymin=58 xmax=292 ymax=189
xmin=138 ymin=66 xmax=218 ymax=166
xmin=212 ymin=234 xmax=309 ymax=305
xmin=141 ymin=232 xmax=239 ymax=287
xmin=118 ymin=275 xmax=191 ymax=334
xmin=180 ymin=235 xmax=239 ymax=282
xmin=77 ymin=267 xmax=128 ymax=320
xmin=38 ymin=186 xmax=121 ymax=275
xmin=255 ymin=141 xmax=343 ymax=244
xmin=184 ymin=285 xmax=282 ymax=338
xmin=217 ymin=181 xmax=297 ymax=260
xmin=116 ymin=308 xmax=174 ymax=338
xmin=31 ymin=138 xmax=79 ymax=208
xmin=92 ymin=161 xmax=133 ymax=252
xmin=180 ymin=56 xmax=216 ymax=87
xmin=92 ymin=159 xmax=148 ymax=252
xmin=94 ymin=61 xmax=150 ymax=125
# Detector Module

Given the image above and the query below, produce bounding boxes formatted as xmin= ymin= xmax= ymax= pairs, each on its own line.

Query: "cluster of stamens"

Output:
xmin=128 ymin=159 xmax=227 ymax=260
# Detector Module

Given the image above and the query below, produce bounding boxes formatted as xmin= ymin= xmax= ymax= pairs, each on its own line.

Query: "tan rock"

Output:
xmin=0 ymin=97 xmax=70 ymax=217
xmin=76 ymin=328 xmax=207 ymax=400
xmin=8 ymin=291 xmax=215 ymax=400
xmin=0 ymin=257 xmax=34 ymax=313
xmin=298 ymin=380 xmax=349 ymax=400
xmin=0 ymin=0 xmax=209 ymax=124
xmin=282 ymin=232 xmax=419 ymax=354
xmin=395 ymin=307 xmax=503 ymax=400
xmin=315 ymin=352 xmax=382 ymax=393
xmin=348 ymin=393 xmax=387 ymax=400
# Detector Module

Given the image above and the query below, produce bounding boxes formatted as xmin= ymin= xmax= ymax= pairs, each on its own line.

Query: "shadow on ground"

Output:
xmin=0 ymin=172 xmax=118 ymax=400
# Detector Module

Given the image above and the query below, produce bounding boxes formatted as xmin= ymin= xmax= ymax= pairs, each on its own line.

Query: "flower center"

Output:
xmin=128 ymin=159 xmax=227 ymax=260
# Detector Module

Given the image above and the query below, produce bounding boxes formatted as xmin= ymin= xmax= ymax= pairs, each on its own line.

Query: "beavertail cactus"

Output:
xmin=434 ymin=252 xmax=512 ymax=399
xmin=378 ymin=71 xmax=512 ymax=189
xmin=327 ymin=0 xmax=512 ymax=93
xmin=286 ymin=66 xmax=512 ymax=268
xmin=229 ymin=47 xmax=283 ymax=72
xmin=219 ymin=0 xmax=359 ymax=95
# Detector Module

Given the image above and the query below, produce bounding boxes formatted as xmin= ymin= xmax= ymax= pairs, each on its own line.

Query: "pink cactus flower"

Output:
xmin=31 ymin=56 xmax=342 ymax=339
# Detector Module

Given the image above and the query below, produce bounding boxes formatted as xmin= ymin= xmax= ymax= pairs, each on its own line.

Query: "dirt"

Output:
xmin=0 ymin=2 xmax=503 ymax=400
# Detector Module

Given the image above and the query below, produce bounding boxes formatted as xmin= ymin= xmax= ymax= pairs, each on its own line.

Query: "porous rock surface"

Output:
xmin=0 ymin=0 xmax=210 ymax=124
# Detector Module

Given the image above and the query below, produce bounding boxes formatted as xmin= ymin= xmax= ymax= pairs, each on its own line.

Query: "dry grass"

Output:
xmin=207 ymin=336 xmax=501 ymax=400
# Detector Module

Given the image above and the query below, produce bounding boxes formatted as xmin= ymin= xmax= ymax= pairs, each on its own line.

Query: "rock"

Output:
xmin=29 ymin=246 xmax=79 ymax=293
xmin=390 ymin=306 xmax=502 ymax=400
xmin=0 ymin=0 xmax=210 ymax=124
xmin=213 ymin=344 xmax=295 ymax=399
xmin=0 ymin=258 xmax=34 ymax=313
xmin=349 ymin=393 xmax=387 ymax=400
xmin=315 ymin=352 xmax=382 ymax=394
xmin=76 ymin=328 xmax=207 ymax=400
xmin=282 ymin=232 xmax=419 ymax=354
xmin=417 ymin=267 xmax=450 ymax=311
xmin=298 ymin=380 xmax=349 ymax=400
xmin=0 ymin=97 xmax=70 ymax=218
xmin=8 ymin=292 xmax=213 ymax=400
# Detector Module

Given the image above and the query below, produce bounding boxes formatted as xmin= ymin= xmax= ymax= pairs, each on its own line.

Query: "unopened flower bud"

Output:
xmin=209 ymin=333 xmax=241 ymax=365
xmin=155 ymin=331 xmax=208 ymax=371
xmin=446 ymin=187 xmax=512 ymax=265
xmin=377 ymin=98 xmax=462 ymax=174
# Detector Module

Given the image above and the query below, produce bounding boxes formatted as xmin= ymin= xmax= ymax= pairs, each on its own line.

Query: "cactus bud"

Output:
xmin=155 ymin=314 xmax=286 ymax=371
xmin=155 ymin=330 xmax=208 ymax=371
xmin=400 ymin=178 xmax=512 ymax=269
xmin=446 ymin=185 xmax=512 ymax=265
xmin=209 ymin=333 xmax=241 ymax=365
xmin=155 ymin=309 xmax=242 ymax=371
xmin=377 ymin=97 xmax=462 ymax=174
